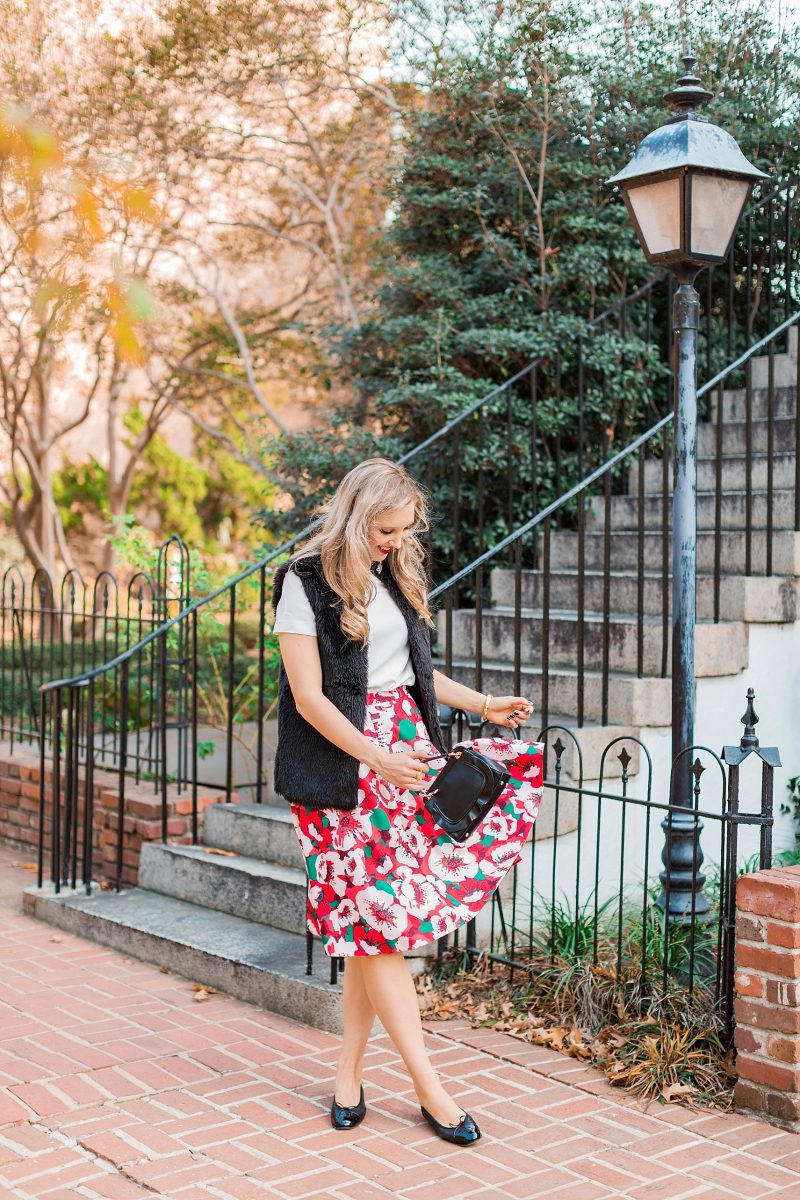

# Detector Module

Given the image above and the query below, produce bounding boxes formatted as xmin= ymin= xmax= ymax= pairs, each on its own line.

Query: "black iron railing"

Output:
xmin=422 ymin=689 xmax=777 ymax=1049
xmin=19 ymin=190 xmax=795 ymax=1033
xmin=22 ymin=214 xmax=798 ymax=863
xmin=9 ymin=179 xmax=797 ymax=794
xmin=430 ymin=311 xmax=800 ymax=731
xmin=1 ymin=535 xmax=190 ymax=765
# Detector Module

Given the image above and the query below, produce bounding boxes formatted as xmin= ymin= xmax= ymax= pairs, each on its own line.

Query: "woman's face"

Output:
xmin=369 ymin=500 xmax=417 ymax=562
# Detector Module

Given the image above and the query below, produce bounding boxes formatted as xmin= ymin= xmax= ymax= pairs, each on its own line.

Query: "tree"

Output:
xmin=0 ymin=100 xmax=162 ymax=575
xmin=0 ymin=0 xmax=396 ymax=574
xmin=261 ymin=0 xmax=800 ymax=561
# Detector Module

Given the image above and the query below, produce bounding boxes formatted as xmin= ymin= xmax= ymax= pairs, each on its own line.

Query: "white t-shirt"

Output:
xmin=272 ymin=565 xmax=416 ymax=692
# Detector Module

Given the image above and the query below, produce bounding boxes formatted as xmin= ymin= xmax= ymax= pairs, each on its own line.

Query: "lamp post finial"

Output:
xmin=664 ymin=50 xmax=713 ymax=118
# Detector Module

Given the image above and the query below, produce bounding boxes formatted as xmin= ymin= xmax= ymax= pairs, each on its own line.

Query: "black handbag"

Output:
xmin=420 ymin=746 xmax=511 ymax=842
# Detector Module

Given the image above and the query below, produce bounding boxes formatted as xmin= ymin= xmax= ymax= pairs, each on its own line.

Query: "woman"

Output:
xmin=271 ymin=458 xmax=543 ymax=1146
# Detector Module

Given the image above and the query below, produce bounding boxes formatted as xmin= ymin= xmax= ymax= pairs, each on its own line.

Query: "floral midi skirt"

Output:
xmin=289 ymin=685 xmax=544 ymax=957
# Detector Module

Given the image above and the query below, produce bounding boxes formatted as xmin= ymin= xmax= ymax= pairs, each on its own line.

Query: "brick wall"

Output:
xmin=0 ymin=744 xmax=236 ymax=887
xmin=734 ymin=865 xmax=800 ymax=1128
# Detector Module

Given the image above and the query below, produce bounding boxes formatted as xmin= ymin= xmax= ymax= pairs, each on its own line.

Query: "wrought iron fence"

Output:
xmin=20 ymin=311 xmax=800 ymax=867
xmin=419 ymin=690 xmax=777 ymax=1049
xmin=1 ymin=536 xmax=191 ymax=773
xmin=30 ymin=604 xmax=777 ymax=1043
xmin=6 ymin=182 xmax=797 ymax=789
xmin=10 ymin=181 xmax=795 ymax=1048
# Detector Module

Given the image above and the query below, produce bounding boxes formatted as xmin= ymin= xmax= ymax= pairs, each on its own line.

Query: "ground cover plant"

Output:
xmin=416 ymin=885 xmax=738 ymax=1109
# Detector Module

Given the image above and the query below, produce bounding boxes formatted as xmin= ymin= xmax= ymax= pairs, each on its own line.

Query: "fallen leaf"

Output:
xmin=661 ymin=1082 xmax=696 ymax=1104
xmin=159 ymin=965 xmax=171 ymax=974
xmin=10 ymin=861 xmax=37 ymax=871
xmin=204 ymin=847 xmax=236 ymax=857
xmin=191 ymin=982 xmax=216 ymax=994
xmin=194 ymin=989 xmax=209 ymax=1002
xmin=50 ymin=935 xmax=63 ymax=943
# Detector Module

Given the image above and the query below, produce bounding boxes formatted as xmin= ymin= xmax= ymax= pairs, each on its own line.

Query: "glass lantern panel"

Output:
xmin=627 ymin=177 xmax=681 ymax=256
xmin=690 ymin=175 xmax=750 ymax=259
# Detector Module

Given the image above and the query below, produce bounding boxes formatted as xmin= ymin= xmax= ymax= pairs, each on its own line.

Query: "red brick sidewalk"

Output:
xmin=0 ymin=846 xmax=798 ymax=1200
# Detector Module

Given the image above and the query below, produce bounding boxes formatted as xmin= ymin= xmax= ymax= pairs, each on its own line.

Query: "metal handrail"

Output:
xmin=429 ymin=310 xmax=800 ymax=599
xmin=39 ymin=307 xmax=799 ymax=695
xmin=36 ymin=180 xmax=799 ymax=694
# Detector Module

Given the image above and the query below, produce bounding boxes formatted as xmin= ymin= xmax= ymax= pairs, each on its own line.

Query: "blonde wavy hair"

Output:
xmin=294 ymin=457 xmax=433 ymax=642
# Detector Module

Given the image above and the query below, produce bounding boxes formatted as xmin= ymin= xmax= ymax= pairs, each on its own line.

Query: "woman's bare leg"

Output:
xmin=334 ymin=957 xmax=376 ymax=1106
xmin=359 ymin=952 xmax=465 ymax=1125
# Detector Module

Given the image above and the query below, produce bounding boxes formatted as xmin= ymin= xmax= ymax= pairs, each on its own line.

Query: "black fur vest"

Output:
xmin=271 ymin=552 xmax=447 ymax=810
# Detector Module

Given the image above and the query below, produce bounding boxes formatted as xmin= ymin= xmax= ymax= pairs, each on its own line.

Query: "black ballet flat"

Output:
xmin=420 ymin=1105 xmax=481 ymax=1145
xmin=330 ymin=1085 xmax=366 ymax=1129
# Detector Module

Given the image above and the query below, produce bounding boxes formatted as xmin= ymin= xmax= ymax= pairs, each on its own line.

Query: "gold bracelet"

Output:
xmin=480 ymin=693 xmax=492 ymax=722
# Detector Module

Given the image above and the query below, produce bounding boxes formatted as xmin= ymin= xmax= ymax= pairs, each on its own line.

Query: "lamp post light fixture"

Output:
xmin=609 ymin=55 xmax=767 ymax=922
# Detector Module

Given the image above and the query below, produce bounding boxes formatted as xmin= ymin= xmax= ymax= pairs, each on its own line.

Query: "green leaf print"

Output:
xmin=374 ymin=879 xmax=396 ymax=896
xmin=418 ymin=920 xmax=434 ymax=932
xmin=369 ymin=808 xmax=390 ymax=830
xmin=307 ymin=854 xmax=318 ymax=881
xmin=398 ymin=718 xmax=417 ymax=742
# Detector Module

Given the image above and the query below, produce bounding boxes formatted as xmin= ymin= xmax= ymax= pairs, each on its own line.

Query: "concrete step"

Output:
xmin=203 ymin=801 xmax=303 ymax=870
xmin=697 ymin=417 xmax=796 ymax=456
xmin=489 ymin=567 xmax=798 ymax=624
xmin=592 ymin=488 xmax=798 ymax=533
xmin=712 ymin=383 xmax=796 ymax=423
xmin=139 ymin=843 xmax=307 ymax=935
xmin=434 ymin=657 xmax=672 ymax=726
xmin=548 ymin=529 xmax=800 ymax=574
xmin=438 ymin=610 xmax=747 ymax=677
xmin=629 ymin=452 xmax=797 ymax=496
xmin=23 ymin=882 xmax=343 ymax=1033
xmin=746 ymin=326 xmax=798 ymax=391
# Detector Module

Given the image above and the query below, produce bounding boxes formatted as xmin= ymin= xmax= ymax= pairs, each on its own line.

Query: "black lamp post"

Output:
xmin=609 ymin=54 xmax=767 ymax=920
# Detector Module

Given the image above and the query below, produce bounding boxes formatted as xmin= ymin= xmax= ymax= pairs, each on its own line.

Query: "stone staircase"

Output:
xmin=436 ymin=330 xmax=799 ymax=765
xmin=25 ymin=326 xmax=799 ymax=1025
xmin=24 ymin=799 xmax=347 ymax=1032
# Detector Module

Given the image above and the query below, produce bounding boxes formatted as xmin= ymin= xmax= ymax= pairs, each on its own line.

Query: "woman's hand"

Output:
xmin=486 ymin=695 xmax=534 ymax=730
xmin=369 ymin=746 xmax=433 ymax=792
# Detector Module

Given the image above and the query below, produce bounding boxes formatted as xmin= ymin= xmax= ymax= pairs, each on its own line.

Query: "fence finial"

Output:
xmin=722 ymin=687 xmax=781 ymax=769
xmin=740 ymin=687 xmax=759 ymax=750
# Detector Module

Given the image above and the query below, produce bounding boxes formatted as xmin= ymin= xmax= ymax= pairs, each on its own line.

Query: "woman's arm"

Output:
xmin=278 ymin=633 xmax=430 ymax=790
xmin=433 ymin=668 xmax=535 ymax=729
xmin=432 ymin=668 xmax=486 ymax=714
